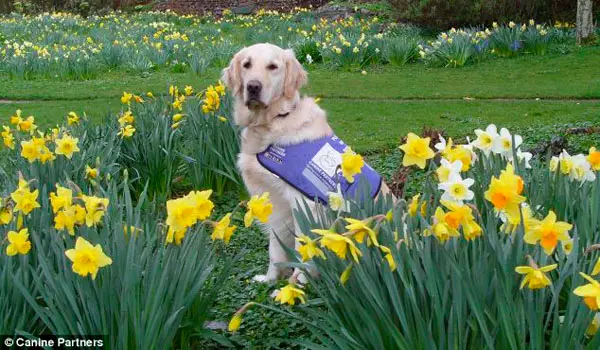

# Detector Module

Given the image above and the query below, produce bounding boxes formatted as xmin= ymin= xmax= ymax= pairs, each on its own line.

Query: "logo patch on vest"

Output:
xmin=256 ymin=135 xmax=382 ymax=205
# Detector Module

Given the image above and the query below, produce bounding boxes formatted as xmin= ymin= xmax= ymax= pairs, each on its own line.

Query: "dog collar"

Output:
xmin=275 ymin=103 xmax=297 ymax=118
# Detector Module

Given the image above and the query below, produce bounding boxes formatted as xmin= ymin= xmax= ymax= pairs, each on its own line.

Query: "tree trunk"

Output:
xmin=576 ymin=0 xmax=595 ymax=44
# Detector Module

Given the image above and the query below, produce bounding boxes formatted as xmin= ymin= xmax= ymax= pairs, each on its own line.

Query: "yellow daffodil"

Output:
xmin=54 ymin=205 xmax=80 ymax=235
xmin=17 ymin=116 xmax=37 ymax=133
xmin=244 ymin=193 xmax=273 ymax=227
xmin=444 ymin=145 xmax=472 ymax=171
xmin=340 ymin=148 xmax=364 ymax=183
xmin=50 ymin=185 xmax=73 ymax=213
xmin=185 ymin=190 xmax=214 ymax=220
xmin=172 ymin=113 xmax=184 ymax=122
xmin=173 ymin=95 xmax=186 ymax=111
xmin=515 ymin=263 xmax=557 ymax=290
xmin=121 ymin=91 xmax=133 ymax=104
xmin=2 ymin=126 xmax=15 ymax=149
xmin=587 ymin=313 xmax=600 ymax=336
xmin=10 ymin=184 xmax=40 ymax=215
xmin=345 ymin=217 xmax=378 ymax=246
xmin=65 ymin=237 xmax=112 ymax=280
xmin=20 ymin=139 xmax=41 ymax=163
xmin=275 ymin=284 xmax=306 ymax=305
xmin=312 ymin=229 xmax=362 ymax=262
xmin=574 ymin=272 xmax=600 ymax=311
xmin=10 ymin=109 xmax=22 ymax=125
xmin=215 ymin=81 xmax=226 ymax=96
xmin=228 ymin=313 xmax=242 ymax=332
xmin=184 ymin=85 xmax=194 ymax=95
xmin=523 ymin=210 xmax=572 ymax=255
xmin=484 ymin=163 xmax=526 ymax=218
xmin=379 ymin=245 xmax=396 ymax=271
xmin=399 ymin=133 xmax=435 ymax=169
xmin=1 ymin=205 xmax=12 ymax=225
xmin=202 ymin=89 xmax=220 ymax=113
xmin=85 ymin=165 xmax=99 ymax=179
xmin=118 ymin=125 xmax=136 ymax=138
xmin=296 ymin=234 xmax=325 ymax=262
xmin=67 ymin=111 xmax=79 ymax=125
xmin=81 ymin=195 xmax=109 ymax=227
xmin=166 ymin=227 xmax=187 ymax=245
xmin=501 ymin=204 xmax=538 ymax=235
xmin=166 ymin=197 xmax=197 ymax=233
xmin=424 ymin=207 xmax=460 ymax=243
xmin=408 ymin=194 xmax=427 ymax=217
xmin=441 ymin=200 xmax=482 ymax=240
xmin=6 ymin=228 xmax=31 ymax=256
xmin=118 ymin=111 xmax=134 ymax=126
xmin=211 ymin=213 xmax=236 ymax=243
xmin=54 ymin=135 xmax=80 ymax=159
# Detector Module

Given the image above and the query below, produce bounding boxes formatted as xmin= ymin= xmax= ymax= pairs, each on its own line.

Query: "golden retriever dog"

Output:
xmin=222 ymin=43 xmax=390 ymax=283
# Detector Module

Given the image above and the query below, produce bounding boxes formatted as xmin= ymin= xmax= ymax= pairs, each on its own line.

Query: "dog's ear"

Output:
xmin=221 ymin=50 xmax=244 ymax=97
xmin=283 ymin=49 xmax=308 ymax=99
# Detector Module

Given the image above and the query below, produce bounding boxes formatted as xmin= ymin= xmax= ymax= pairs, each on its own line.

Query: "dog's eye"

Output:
xmin=243 ymin=61 xmax=251 ymax=69
xmin=267 ymin=64 xmax=278 ymax=71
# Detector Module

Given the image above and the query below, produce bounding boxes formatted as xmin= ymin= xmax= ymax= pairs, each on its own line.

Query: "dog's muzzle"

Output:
xmin=245 ymin=80 xmax=265 ymax=109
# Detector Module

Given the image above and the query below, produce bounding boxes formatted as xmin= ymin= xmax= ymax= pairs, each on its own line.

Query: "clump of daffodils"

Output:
xmin=165 ymin=190 xmax=215 ymax=245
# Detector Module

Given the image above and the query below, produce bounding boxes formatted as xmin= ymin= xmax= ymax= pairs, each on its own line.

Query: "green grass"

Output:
xmin=322 ymin=99 xmax=599 ymax=153
xmin=0 ymin=45 xmax=598 ymax=155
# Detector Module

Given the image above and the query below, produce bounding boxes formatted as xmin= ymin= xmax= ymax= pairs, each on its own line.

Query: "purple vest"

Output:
xmin=256 ymin=135 xmax=382 ymax=205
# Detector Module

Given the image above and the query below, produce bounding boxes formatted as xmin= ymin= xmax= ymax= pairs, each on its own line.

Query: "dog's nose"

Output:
xmin=247 ymin=80 xmax=262 ymax=95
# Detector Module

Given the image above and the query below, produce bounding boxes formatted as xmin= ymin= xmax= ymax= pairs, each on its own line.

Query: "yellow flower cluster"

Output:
xmin=201 ymin=81 xmax=226 ymax=114
xmin=165 ymin=190 xmax=215 ymax=245
xmin=2 ymin=176 xmax=112 ymax=280
xmin=50 ymin=185 xmax=109 ymax=235
xmin=118 ymin=91 xmax=143 ymax=138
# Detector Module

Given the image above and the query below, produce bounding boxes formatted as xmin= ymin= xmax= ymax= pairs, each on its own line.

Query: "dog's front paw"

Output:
xmin=251 ymin=274 xmax=269 ymax=283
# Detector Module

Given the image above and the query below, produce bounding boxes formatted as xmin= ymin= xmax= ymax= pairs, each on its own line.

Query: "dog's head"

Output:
xmin=222 ymin=43 xmax=307 ymax=111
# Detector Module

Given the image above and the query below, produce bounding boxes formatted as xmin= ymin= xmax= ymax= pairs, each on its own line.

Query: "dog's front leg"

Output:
xmin=253 ymin=209 xmax=295 ymax=283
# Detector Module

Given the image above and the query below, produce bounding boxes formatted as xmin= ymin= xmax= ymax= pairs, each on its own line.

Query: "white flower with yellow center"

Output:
xmin=516 ymin=148 xmax=533 ymax=169
xmin=438 ymin=173 xmax=475 ymax=204
xmin=570 ymin=154 xmax=596 ymax=182
xmin=492 ymin=128 xmax=522 ymax=159
xmin=473 ymin=124 xmax=498 ymax=156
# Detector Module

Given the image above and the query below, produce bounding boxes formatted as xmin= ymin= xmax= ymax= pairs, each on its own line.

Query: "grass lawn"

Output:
xmin=1 ymin=46 xmax=599 ymax=154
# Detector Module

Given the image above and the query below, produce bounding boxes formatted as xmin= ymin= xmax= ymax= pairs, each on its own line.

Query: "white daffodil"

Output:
xmin=436 ymin=158 xmax=462 ymax=183
xmin=516 ymin=148 xmax=533 ymax=169
xmin=438 ymin=173 xmax=475 ymax=204
xmin=492 ymin=127 xmax=523 ymax=159
xmin=473 ymin=124 xmax=499 ymax=156
xmin=434 ymin=135 xmax=449 ymax=153
xmin=570 ymin=154 xmax=596 ymax=182
xmin=328 ymin=192 xmax=346 ymax=211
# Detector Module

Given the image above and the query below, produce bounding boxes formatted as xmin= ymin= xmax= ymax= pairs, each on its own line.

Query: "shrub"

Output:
xmin=389 ymin=0 xmax=600 ymax=29
xmin=383 ymin=35 xmax=420 ymax=66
